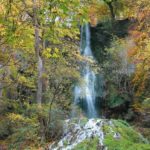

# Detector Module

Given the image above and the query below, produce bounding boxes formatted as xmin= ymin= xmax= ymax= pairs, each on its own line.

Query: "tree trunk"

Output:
xmin=33 ymin=0 xmax=43 ymax=104
xmin=104 ymin=0 xmax=115 ymax=20
xmin=0 ymin=64 xmax=3 ymax=98
xmin=0 ymin=83 xmax=3 ymax=98
xmin=37 ymin=56 xmax=43 ymax=104
xmin=107 ymin=2 xmax=115 ymax=20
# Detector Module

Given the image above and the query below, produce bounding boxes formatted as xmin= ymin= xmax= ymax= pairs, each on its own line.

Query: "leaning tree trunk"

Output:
xmin=33 ymin=0 xmax=43 ymax=105
xmin=0 ymin=83 xmax=3 ymax=98
xmin=0 ymin=64 xmax=4 ymax=98
xmin=107 ymin=2 xmax=115 ymax=20
xmin=37 ymin=56 xmax=43 ymax=104
xmin=104 ymin=0 xmax=115 ymax=20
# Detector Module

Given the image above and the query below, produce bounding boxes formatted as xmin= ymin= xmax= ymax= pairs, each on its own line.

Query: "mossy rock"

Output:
xmin=104 ymin=120 xmax=150 ymax=150
xmin=104 ymin=135 xmax=150 ymax=150
xmin=73 ymin=138 xmax=99 ymax=150
xmin=49 ymin=118 xmax=150 ymax=150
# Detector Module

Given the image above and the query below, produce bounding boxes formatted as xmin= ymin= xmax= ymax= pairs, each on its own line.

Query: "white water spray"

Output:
xmin=73 ymin=24 xmax=97 ymax=118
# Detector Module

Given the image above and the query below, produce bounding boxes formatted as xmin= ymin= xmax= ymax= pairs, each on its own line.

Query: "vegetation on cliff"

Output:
xmin=0 ymin=0 xmax=150 ymax=149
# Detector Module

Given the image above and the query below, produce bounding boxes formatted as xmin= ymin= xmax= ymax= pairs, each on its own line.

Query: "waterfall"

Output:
xmin=73 ymin=24 xmax=97 ymax=118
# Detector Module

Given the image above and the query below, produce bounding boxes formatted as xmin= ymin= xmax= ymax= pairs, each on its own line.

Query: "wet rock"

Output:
xmin=49 ymin=118 xmax=108 ymax=150
xmin=49 ymin=118 xmax=148 ymax=150
xmin=113 ymin=132 xmax=121 ymax=139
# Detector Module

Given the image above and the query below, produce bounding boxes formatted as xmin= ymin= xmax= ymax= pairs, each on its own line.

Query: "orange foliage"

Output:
xmin=88 ymin=1 xmax=109 ymax=26
xmin=127 ymin=0 xmax=150 ymax=97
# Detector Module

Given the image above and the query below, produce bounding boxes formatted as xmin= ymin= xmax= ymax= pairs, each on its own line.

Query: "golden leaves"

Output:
xmin=42 ymin=47 xmax=60 ymax=59
xmin=88 ymin=1 xmax=109 ymax=26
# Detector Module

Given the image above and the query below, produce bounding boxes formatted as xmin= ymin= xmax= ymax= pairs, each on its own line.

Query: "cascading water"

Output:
xmin=49 ymin=24 xmax=130 ymax=150
xmin=73 ymin=24 xmax=97 ymax=118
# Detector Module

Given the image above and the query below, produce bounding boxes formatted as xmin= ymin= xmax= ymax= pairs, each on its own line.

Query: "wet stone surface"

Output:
xmin=49 ymin=118 xmax=116 ymax=150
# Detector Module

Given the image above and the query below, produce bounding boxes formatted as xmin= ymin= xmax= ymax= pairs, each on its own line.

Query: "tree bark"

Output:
xmin=0 ymin=83 xmax=3 ymax=98
xmin=0 ymin=64 xmax=4 ymax=99
xmin=107 ymin=2 xmax=115 ymax=20
xmin=36 ymin=56 xmax=43 ymax=104
xmin=104 ymin=0 xmax=115 ymax=20
xmin=33 ymin=0 xmax=43 ymax=105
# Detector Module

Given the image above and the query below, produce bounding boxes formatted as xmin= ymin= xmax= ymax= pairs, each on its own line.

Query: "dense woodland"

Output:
xmin=0 ymin=0 xmax=150 ymax=149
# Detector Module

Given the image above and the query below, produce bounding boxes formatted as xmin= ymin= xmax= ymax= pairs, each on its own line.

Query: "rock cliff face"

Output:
xmin=49 ymin=118 xmax=149 ymax=150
